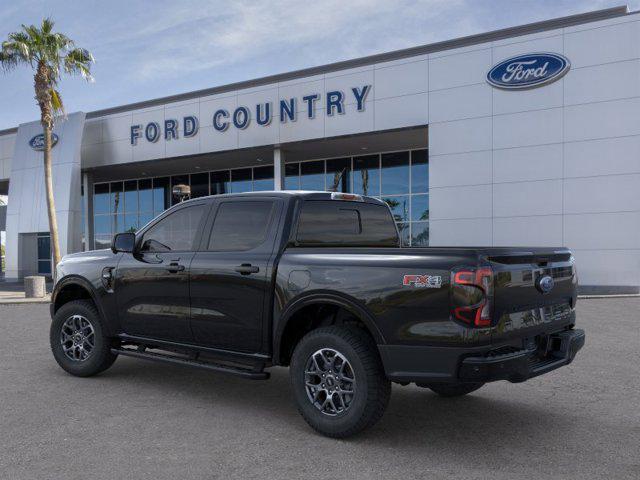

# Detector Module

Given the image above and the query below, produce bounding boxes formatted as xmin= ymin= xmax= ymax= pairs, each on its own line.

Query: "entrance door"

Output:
xmin=37 ymin=232 xmax=51 ymax=276
xmin=115 ymin=202 xmax=208 ymax=342
xmin=189 ymin=197 xmax=283 ymax=353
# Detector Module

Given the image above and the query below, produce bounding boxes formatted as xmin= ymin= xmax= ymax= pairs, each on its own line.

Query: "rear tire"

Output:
xmin=427 ymin=382 xmax=484 ymax=397
xmin=290 ymin=325 xmax=391 ymax=438
xmin=50 ymin=300 xmax=118 ymax=377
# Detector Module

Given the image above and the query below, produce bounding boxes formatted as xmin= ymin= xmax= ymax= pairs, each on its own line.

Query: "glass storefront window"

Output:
xmin=231 ymin=168 xmax=252 ymax=193
xmin=92 ymin=148 xmax=429 ymax=248
xmin=411 ymin=149 xmax=429 ymax=194
xmin=153 ymin=177 xmax=170 ymax=216
xmin=285 ymin=163 xmax=300 ymax=190
xmin=383 ymin=196 xmax=410 ymax=223
xmin=300 ymin=160 xmax=324 ymax=191
xmin=138 ymin=179 xmax=153 ymax=214
xmin=353 ymin=155 xmax=380 ymax=197
xmin=110 ymin=182 xmax=123 ymax=215
xmin=397 ymin=222 xmax=410 ymax=247
xmin=94 ymin=183 xmax=109 ymax=215
xmin=253 ymin=166 xmax=274 ymax=191
xmin=124 ymin=180 xmax=138 ymax=214
xmin=411 ymin=222 xmax=429 ymax=247
xmin=411 ymin=194 xmax=429 ymax=221
xmin=381 ymin=152 xmax=409 ymax=195
xmin=326 ymin=158 xmax=351 ymax=193
xmin=94 ymin=215 xmax=111 ymax=236
xmin=211 ymin=171 xmax=230 ymax=195
xmin=190 ymin=172 xmax=210 ymax=198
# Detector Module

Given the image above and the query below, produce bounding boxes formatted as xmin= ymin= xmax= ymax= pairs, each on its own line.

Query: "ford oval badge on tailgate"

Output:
xmin=536 ymin=275 xmax=555 ymax=294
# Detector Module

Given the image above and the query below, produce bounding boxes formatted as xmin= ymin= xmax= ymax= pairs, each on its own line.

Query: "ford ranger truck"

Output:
xmin=50 ymin=191 xmax=585 ymax=438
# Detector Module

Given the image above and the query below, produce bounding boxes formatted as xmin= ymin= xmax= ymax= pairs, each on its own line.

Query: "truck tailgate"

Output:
xmin=486 ymin=248 xmax=577 ymax=345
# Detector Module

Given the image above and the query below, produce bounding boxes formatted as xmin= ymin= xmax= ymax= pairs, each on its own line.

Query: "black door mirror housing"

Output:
xmin=111 ymin=232 xmax=136 ymax=254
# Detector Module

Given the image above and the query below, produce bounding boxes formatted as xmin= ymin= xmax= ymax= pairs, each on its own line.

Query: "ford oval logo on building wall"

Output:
xmin=487 ymin=53 xmax=570 ymax=90
xmin=29 ymin=133 xmax=59 ymax=151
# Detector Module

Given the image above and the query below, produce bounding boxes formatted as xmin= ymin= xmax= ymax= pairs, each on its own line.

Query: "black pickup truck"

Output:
xmin=50 ymin=191 xmax=584 ymax=438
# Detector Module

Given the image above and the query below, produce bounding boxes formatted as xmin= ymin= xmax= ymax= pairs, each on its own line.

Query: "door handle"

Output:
xmin=166 ymin=262 xmax=185 ymax=273
xmin=234 ymin=264 xmax=260 ymax=275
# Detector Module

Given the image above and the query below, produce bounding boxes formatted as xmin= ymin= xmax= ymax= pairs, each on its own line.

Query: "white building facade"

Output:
xmin=0 ymin=6 xmax=638 ymax=293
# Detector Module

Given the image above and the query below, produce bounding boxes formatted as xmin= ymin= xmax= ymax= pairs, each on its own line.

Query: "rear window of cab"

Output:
xmin=295 ymin=200 xmax=399 ymax=247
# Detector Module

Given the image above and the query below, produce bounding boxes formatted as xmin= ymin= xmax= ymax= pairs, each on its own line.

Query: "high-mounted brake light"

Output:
xmin=330 ymin=192 xmax=364 ymax=202
xmin=451 ymin=266 xmax=494 ymax=327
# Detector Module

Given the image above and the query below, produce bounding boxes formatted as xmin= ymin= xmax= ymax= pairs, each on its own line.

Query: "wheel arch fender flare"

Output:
xmin=273 ymin=291 xmax=385 ymax=365
xmin=52 ymin=275 xmax=114 ymax=336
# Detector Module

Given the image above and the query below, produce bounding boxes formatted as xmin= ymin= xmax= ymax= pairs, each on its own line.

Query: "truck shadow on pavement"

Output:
xmin=85 ymin=355 xmax=571 ymax=450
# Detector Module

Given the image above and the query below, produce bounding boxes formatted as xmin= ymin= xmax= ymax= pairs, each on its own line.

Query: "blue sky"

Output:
xmin=0 ymin=0 xmax=638 ymax=130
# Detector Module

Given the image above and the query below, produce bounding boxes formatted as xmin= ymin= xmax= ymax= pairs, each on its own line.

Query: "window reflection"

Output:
xmin=139 ymin=179 xmax=153 ymax=214
xmin=110 ymin=182 xmax=123 ymax=215
xmin=383 ymin=196 xmax=409 ymax=223
xmin=231 ymin=168 xmax=252 ymax=193
xmin=411 ymin=222 xmax=429 ymax=246
xmin=411 ymin=194 xmax=429 ymax=221
xmin=411 ymin=150 xmax=429 ymax=194
xmin=124 ymin=180 xmax=138 ymax=214
xmin=210 ymin=171 xmax=230 ymax=195
xmin=190 ymin=172 xmax=210 ymax=198
xmin=92 ymin=148 xmax=429 ymax=248
xmin=153 ymin=177 xmax=170 ymax=217
xmin=326 ymin=158 xmax=351 ymax=193
xmin=397 ymin=222 xmax=410 ymax=247
xmin=285 ymin=163 xmax=300 ymax=190
xmin=94 ymin=184 xmax=110 ymax=215
xmin=381 ymin=152 xmax=409 ymax=195
xmin=300 ymin=160 xmax=324 ymax=191
xmin=253 ymin=166 xmax=274 ymax=191
xmin=353 ymin=155 xmax=380 ymax=196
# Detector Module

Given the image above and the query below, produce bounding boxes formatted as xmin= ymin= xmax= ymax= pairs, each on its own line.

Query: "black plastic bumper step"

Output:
xmin=111 ymin=347 xmax=270 ymax=380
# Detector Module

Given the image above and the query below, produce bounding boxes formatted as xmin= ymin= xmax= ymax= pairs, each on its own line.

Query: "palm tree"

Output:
xmin=0 ymin=18 xmax=93 ymax=266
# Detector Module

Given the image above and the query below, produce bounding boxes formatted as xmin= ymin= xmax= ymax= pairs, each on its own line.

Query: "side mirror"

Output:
xmin=111 ymin=232 xmax=136 ymax=254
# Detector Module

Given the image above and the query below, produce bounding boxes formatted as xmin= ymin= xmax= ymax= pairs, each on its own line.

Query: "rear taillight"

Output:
xmin=451 ymin=267 xmax=494 ymax=327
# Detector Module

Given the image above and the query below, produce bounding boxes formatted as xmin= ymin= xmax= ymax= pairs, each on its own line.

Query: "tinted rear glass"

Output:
xmin=296 ymin=200 xmax=399 ymax=247
xmin=208 ymin=201 xmax=275 ymax=251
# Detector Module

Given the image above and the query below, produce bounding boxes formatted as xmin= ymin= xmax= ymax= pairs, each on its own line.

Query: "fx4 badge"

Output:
xmin=403 ymin=275 xmax=442 ymax=288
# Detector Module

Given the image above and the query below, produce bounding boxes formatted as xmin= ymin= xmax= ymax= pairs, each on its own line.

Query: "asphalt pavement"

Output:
xmin=1 ymin=298 xmax=639 ymax=480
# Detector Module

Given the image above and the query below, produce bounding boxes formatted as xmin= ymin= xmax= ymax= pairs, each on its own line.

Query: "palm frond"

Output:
xmin=50 ymin=87 xmax=64 ymax=114
xmin=64 ymin=47 xmax=94 ymax=81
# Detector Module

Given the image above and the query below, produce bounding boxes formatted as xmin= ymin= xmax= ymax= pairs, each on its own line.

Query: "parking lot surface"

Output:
xmin=1 ymin=298 xmax=639 ymax=480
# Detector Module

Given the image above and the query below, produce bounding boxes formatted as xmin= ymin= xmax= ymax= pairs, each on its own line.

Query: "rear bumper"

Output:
xmin=380 ymin=328 xmax=585 ymax=384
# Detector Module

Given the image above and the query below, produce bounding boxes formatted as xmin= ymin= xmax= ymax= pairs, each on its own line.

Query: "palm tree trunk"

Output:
xmin=43 ymin=124 xmax=61 ymax=267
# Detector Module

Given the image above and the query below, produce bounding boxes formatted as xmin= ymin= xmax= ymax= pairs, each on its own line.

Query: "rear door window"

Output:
xmin=207 ymin=201 xmax=275 ymax=251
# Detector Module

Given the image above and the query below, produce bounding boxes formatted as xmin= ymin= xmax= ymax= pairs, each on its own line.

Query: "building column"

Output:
xmin=82 ymin=172 xmax=93 ymax=251
xmin=273 ymin=147 xmax=286 ymax=191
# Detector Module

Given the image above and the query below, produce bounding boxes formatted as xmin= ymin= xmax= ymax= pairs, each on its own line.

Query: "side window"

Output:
xmin=208 ymin=201 xmax=274 ymax=252
xmin=140 ymin=205 xmax=205 ymax=252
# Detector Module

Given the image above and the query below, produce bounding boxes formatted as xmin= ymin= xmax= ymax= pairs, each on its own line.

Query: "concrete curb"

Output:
xmin=0 ymin=295 xmax=51 ymax=305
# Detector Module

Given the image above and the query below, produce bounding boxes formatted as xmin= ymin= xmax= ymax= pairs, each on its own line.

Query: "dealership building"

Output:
xmin=0 ymin=6 xmax=639 ymax=293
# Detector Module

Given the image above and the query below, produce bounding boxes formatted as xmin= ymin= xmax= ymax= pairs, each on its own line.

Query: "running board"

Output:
xmin=111 ymin=347 xmax=270 ymax=380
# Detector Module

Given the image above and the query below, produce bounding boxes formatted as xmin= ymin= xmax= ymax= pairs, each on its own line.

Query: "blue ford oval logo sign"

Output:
xmin=487 ymin=53 xmax=570 ymax=90
xmin=29 ymin=133 xmax=59 ymax=151
xmin=536 ymin=275 xmax=555 ymax=294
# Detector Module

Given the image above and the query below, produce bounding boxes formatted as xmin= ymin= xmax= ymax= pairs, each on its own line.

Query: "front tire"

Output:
xmin=290 ymin=326 xmax=391 ymax=438
xmin=50 ymin=300 xmax=118 ymax=377
xmin=427 ymin=382 xmax=484 ymax=397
